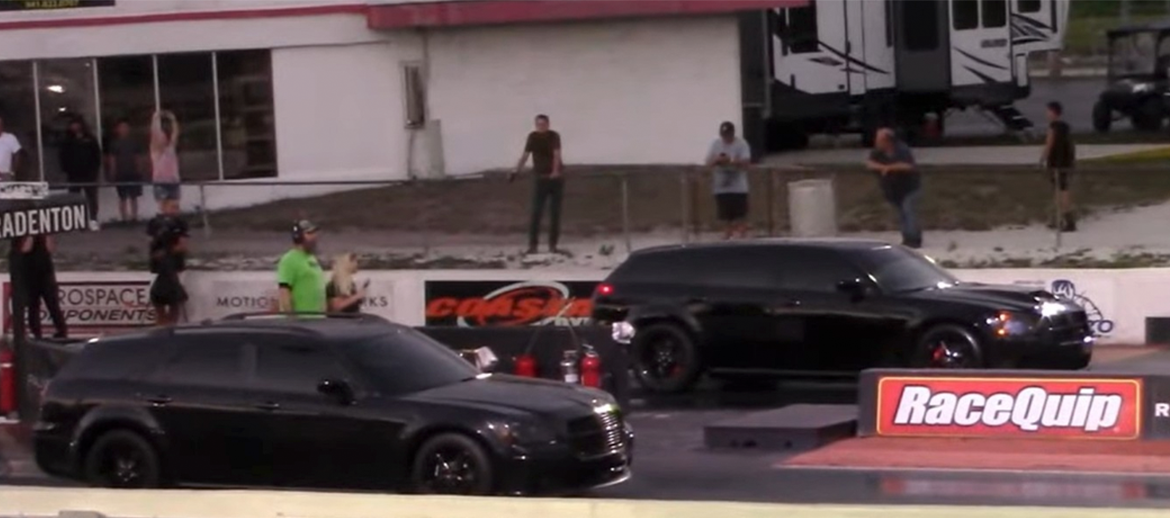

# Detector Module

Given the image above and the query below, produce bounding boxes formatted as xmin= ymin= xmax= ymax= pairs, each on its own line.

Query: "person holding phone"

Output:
xmin=705 ymin=121 xmax=752 ymax=240
xmin=326 ymin=252 xmax=368 ymax=314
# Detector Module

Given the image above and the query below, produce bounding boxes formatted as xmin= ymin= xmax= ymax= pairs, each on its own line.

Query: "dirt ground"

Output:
xmin=206 ymin=164 xmax=1170 ymax=235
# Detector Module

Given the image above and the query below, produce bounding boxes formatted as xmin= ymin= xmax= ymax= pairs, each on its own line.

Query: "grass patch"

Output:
xmin=203 ymin=165 xmax=1170 ymax=237
xmin=1081 ymin=146 xmax=1170 ymax=165
xmin=1065 ymin=14 xmax=1165 ymax=56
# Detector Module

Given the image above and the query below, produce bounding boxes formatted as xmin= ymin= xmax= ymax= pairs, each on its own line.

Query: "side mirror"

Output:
xmin=837 ymin=279 xmax=870 ymax=299
xmin=317 ymin=378 xmax=355 ymax=405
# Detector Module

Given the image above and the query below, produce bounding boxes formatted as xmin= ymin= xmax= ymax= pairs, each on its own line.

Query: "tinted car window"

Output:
xmin=56 ymin=338 xmax=168 ymax=381
xmin=256 ymin=341 xmax=347 ymax=394
xmin=156 ymin=339 xmax=244 ymax=388
xmin=773 ymin=248 xmax=861 ymax=293
xmin=850 ymin=245 xmax=958 ymax=293
xmin=610 ymin=250 xmax=700 ymax=283
xmin=341 ymin=328 xmax=478 ymax=395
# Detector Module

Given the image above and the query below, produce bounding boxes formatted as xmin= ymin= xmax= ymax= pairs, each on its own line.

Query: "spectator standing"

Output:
xmin=1042 ymin=101 xmax=1076 ymax=232
xmin=146 ymin=199 xmax=189 ymax=326
xmin=0 ymin=115 xmax=22 ymax=182
xmin=59 ymin=116 xmax=103 ymax=230
xmin=511 ymin=114 xmax=564 ymax=255
xmin=17 ymin=235 xmax=67 ymax=339
xmin=865 ymin=128 xmax=923 ymax=249
xmin=150 ymin=110 xmax=181 ymax=211
xmin=705 ymin=121 xmax=752 ymax=240
xmin=106 ymin=119 xmax=147 ymax=223
xmin=277 ymin=219 xmax=326 ymax=314
xmin=326 ymin=253 xmax=368 ymax=314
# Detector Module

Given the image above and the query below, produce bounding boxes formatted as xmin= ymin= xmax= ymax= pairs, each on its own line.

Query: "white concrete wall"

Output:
xmin=427 ymin=15 xmax=743 ymax=175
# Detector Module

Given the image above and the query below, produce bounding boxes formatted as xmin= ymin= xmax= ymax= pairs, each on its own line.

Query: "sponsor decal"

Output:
xmin=0 ymin=182 xmax=49 ymax=200
xmin=3 ymin=280 xmax=154 ymax=336
xmin=0 ymin=0 xmax=116 ymax=11
xmin=876 ymin=377 xmax=1141 ymax=439
xmin=424 ymin=280 xmax=598 ymax=327
xmin=0 ymin=202 xmax=88 ymax=239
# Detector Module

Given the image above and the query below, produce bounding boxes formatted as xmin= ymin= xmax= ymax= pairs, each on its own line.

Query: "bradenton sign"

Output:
xmin=0 ymin=197 xmax=89 ymax=239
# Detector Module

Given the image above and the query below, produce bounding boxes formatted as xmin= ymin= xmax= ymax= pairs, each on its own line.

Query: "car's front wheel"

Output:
xmin=411 ymin=433 xmax=494 ymax=496
xmin=913 ymin=324 xmax=985 ymax=369
xmin=631 ymin=322 xmax=701 ymax=394
xmin=82 ymin=429 xmax=162 ymax=489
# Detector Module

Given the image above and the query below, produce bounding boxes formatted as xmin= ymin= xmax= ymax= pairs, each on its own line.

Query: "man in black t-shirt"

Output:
xmin=511 ymin=114 xmax=564 ymax=255
xmin=1042 ymin=101 xmax=1076 ymax=232
xmin=146 ymin=199 xmax=189 ymax=326
xmin=16 ymin=235 xmax=67 ymax=339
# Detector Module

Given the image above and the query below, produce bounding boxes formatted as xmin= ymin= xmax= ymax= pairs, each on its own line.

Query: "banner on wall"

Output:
xmin=0 ymin=1 xmax=116 ymax=11
xmin=185 ymin=272 xmax=395 ymax=322
xmin=424 ymin=280 xmax=599 ymax=327
xmin=1011 ymin=277 xmax=1117 ymax=338
xmin=2 ymin=280 xmax=153 ymax=336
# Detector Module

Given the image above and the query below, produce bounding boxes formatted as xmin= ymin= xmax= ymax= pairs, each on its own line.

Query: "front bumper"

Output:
xmin=496 ymin=428 xmax=634 ymax=495
xmin=993 ymin=335 xmax=1094 ymax=370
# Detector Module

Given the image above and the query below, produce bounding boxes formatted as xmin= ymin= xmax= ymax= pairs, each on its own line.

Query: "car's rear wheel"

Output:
xmin=82 ymin=429 xmax=162 ymax=489
xmin=1092 ymin=101 xmax=1112 ymax=133
xmin=913 ymin=324 xmax=984 ymax=369
xmin=631 ymin=322 xmax=701 ymax=394
xmin=411 ymin=433 xmax=493 ymax=496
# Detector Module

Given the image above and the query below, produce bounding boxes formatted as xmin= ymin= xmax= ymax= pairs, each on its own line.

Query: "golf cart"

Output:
xmin=1093 ymin=22 xmax=1170 ymax=133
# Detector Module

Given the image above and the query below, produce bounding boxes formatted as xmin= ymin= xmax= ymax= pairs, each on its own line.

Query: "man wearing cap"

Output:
xmin=277 ymin=219 xmax=326 ymax=314
xmin=705 ymin=121 xmax=753 ymax=240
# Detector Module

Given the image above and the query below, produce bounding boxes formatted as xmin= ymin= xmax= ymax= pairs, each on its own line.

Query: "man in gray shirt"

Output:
xmin=705 ymin=121 xmax=752 ymax=240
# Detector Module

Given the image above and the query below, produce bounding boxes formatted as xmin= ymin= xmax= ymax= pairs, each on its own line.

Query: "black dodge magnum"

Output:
xmin=592 ymin=239 xmax=1093 ymax=393
xmin=34 ymin=315 xmax=632 ymax=495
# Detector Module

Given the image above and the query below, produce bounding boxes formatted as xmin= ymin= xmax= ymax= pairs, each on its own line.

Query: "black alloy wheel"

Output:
xmin=631 ymin=323 xmax=700 ymax=394
xmin=915 ymin=325 xmax=984 ymax=370
xmin=411 ymin=433 xmax=493 ymax=496
xmin=82 ymin=430 xmax=162 ymax=489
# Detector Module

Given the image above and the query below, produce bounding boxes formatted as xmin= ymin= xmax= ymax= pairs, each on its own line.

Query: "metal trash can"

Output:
xmin=787 ymin=178 xmax=837 ymax=237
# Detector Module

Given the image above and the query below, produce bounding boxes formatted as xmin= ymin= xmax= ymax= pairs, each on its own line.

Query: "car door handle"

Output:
xmin=145 ymin=395 xmax=172 ymax=406
xmin=255 ymin=401 xmax=281 ymax=411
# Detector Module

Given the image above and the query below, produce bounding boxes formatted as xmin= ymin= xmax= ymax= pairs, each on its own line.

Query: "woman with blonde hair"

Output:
xmin=326 ymin=253 xmax=368 ymax=313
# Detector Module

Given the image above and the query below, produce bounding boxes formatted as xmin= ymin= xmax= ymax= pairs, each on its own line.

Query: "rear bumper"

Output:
xmin=33 ymin=427 xmax=76 ymax=479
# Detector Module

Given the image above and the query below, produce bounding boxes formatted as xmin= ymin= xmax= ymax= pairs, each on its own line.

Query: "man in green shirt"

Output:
xmin=276 ymin=219 xmax=326 ymax=314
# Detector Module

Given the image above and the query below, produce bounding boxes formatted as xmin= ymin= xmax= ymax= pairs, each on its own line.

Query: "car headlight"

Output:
xmin=490 ymin=419 xmax=557 ymax=446
xmin=987 ymin=311 xmax=1038 ymax=337
xmin=1038 ymin=301 xmax=1065 ymax=318
xmin=611 ymin=321 xmax=635 ymax=344
xmin=1133 ymin=82 xmax=1154 ymax=93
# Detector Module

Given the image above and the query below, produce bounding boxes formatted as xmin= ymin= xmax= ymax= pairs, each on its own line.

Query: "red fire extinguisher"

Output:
xmin=514 ymin=354 xmax=538 ymax=378
xmin=0 ymin=346 xmax=16 ymax=418
xmin=580 ymin=346 xmax=602 ymax=388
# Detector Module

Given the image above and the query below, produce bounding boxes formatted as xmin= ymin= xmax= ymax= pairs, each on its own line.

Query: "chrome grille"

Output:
xmin=566 ymin=410 xmax=624 ymax=458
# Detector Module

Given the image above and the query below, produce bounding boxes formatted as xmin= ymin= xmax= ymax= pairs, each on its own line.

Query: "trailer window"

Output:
xmin=1018 ymin=0 xmax=1041 ymax=14
xmin=904 ymin=1 xmax=940 ymax=51
xmin=953 ymin=0 xmax=978 ymax=30
xmin=785 ymin=4 xmax=819 ymax=54
xmin=982 ymin=0 xmax=1007 ymax=28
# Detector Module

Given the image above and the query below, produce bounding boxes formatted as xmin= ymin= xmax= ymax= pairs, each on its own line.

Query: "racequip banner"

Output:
xmin=2 ymin=280 xmax=154 ymax=336
xmin=424 ymin=280 xmax=599 ymax=327
xmin=862 ymin=372 xmax=1144 ymax=440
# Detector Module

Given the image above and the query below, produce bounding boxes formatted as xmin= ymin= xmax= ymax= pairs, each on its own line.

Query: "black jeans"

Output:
xmin=528 ymin=177 xmax=564 ymax=250
xmin=25 ymin=263 xmax=67 ymax=339
xmin=69 ymin=185 xmax=98 ymax=221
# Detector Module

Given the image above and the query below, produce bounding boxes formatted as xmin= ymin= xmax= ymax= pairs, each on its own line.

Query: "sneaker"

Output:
xmin=88 ymin=220 xmax=101 ymax=231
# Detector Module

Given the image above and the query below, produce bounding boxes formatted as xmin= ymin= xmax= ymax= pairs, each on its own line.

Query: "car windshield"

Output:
xmin=853 ymin=245 xmax=959 ymax=294
xmin=340 ymin=329 xmax=480 ymax=395
xmin=1109 ymin=31 xmax=1158 ymax=77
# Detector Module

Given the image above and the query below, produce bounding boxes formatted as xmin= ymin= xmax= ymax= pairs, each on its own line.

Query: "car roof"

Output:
xmin=630 ymin=238 xmax=895 ymax=257
xmin=92 ymin=316 xmax=404 ymax=345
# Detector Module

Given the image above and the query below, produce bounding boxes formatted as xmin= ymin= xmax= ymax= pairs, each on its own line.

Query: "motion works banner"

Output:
xmin=0 ymin=0 xmax=115 ymax=10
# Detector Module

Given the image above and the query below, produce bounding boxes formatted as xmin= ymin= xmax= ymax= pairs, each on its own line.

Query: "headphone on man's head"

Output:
xmin=291 ymin=220 xmax=306 ymax=244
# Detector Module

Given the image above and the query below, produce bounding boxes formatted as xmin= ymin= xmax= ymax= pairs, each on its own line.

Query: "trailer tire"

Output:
xmin=1132 ymin=98 xmax=1164 ymax=132
xmin=1092 ymin=101 xmax=1112 ymax=133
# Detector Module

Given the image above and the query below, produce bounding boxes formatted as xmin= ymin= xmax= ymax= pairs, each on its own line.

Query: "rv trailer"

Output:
xmin=737 ymin=0 xmax=1069 ymax=151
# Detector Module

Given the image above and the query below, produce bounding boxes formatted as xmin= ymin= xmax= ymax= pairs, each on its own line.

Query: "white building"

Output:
xmin=0 ymin=0 xmax=802 ymax=216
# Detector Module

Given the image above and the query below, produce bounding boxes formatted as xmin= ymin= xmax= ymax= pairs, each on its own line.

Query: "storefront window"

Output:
xmin=38 ymin=58 xmax=99 ymax=183
xmin=0 ymin=61 xmax=39 ymax=180
xmin=217 ymin=50 xmax=277 ymax=179
xmin=96 ymin=55 xmax=156 ymax=166
xmin=158 ymin=53 xmax=218 ymax=181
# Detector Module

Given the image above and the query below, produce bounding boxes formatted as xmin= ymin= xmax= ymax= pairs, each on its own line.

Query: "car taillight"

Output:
xmin=595 ymin=283 xmax=614 ymax=296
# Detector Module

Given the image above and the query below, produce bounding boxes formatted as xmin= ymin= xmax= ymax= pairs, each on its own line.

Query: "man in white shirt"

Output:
xmin=0 ymin=116 xmax=22 ymax=181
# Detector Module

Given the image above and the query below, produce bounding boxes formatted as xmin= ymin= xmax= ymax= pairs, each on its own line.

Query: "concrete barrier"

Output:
xmin=0 ymin=487 xmax=1167 ymax=518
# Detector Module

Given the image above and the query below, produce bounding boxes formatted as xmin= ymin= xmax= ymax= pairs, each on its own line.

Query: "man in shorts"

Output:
xmin=0 ymin=115 xmax=22 ymax=181
xmin=146 ymin=199 xmax=190 ymax=326
xmin=106 ymin=118 xmax=146 ymax=222
xmin=1041 ymin=101 xmax=1076 ymax=232
xmin=277 ymin=219 xmax=326 ymax=314
xmin=705 ymin=121 xmax=752 ymax=240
